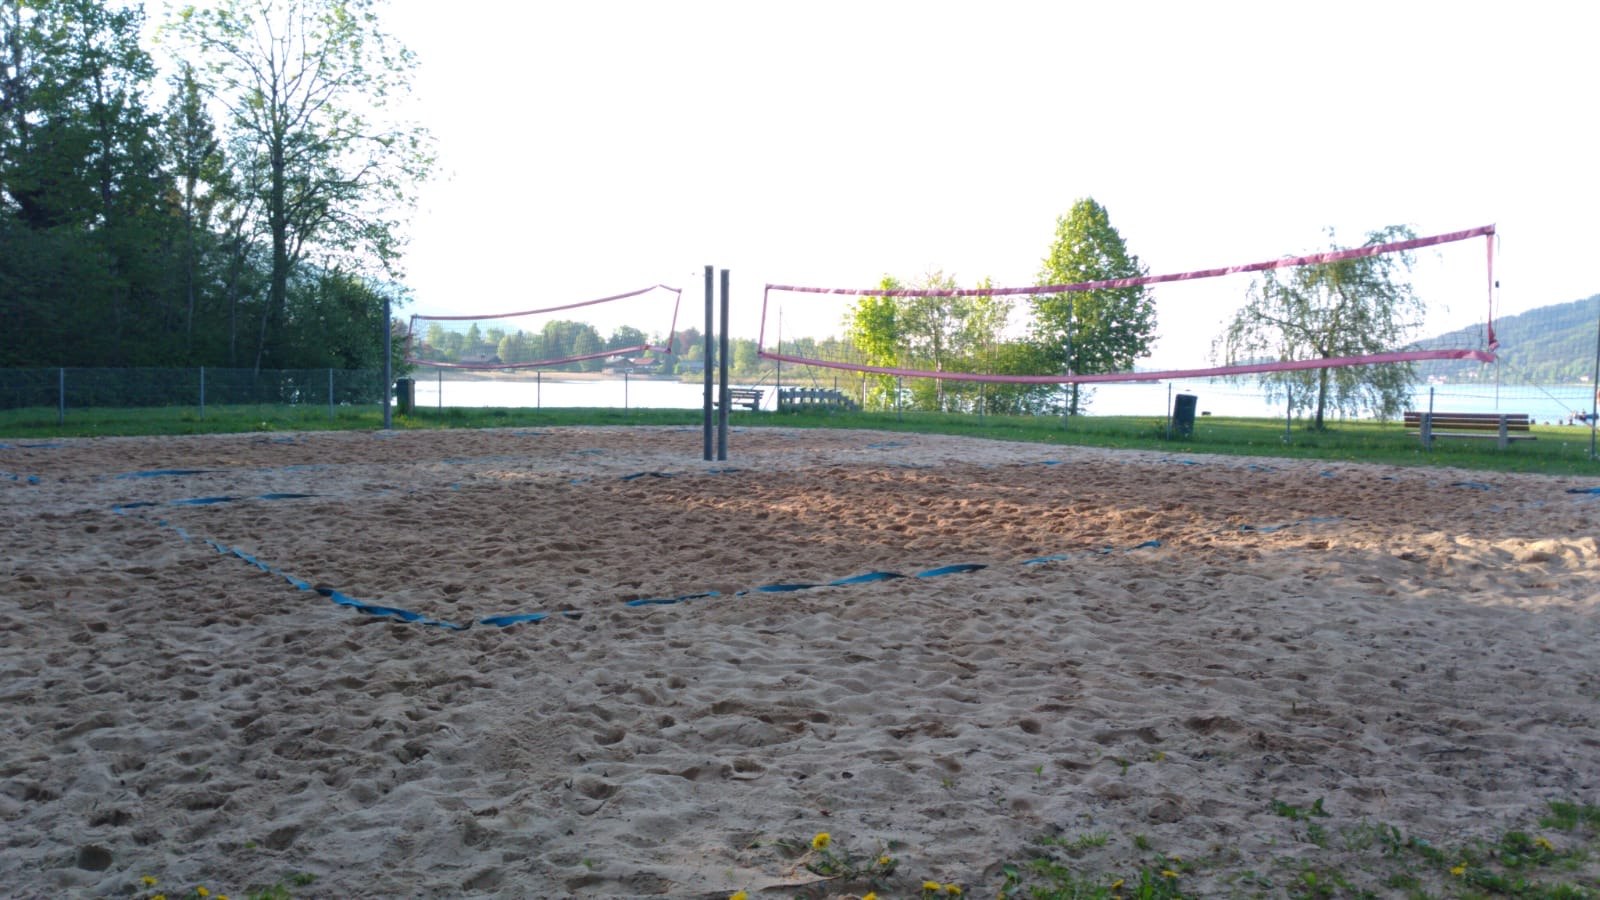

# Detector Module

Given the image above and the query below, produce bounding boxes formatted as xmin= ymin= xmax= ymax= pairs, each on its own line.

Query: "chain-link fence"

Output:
xmin=0 ymin=368 xmax=386 ymax=419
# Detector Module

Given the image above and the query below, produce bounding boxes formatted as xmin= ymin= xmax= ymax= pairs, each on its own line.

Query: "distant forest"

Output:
xmin=1418 ymin=295 xmax=1600 ymax=383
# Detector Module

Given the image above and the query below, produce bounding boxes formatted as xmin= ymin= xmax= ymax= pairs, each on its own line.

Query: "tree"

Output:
xmin=168 ymin=0 xmax=434 ymax=371
xmin=1216 ymin=225 xmax=1425 ymax=429
xmin=160 ymin=63 xmax=224 ymax=358
xmin=1031 ymin=198 xmax=1157 ymax=416
xmin=607 ymin=325 xmax=647 ymax=352
xmin=0 ymin=0 xmax=170 ymax=366
xmin=846 ymin=277 xmax=902 ymax=410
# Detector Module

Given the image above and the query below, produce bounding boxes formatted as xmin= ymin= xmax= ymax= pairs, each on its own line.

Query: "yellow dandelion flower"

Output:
xmin=811 ymin=832 xmax=831 ymax=851
xmin=141 ymin=875 xmax=158 ymax=887
xmin=1161 ymin=869 xmax=1179 ymax=879
xmin=863 ymin=893 xmax=878 ymax=900
xmin=924 ymin=880 xmax=943 ymax=891
xmin=1110 ymin=878 xmax=1125 ymax=889
xmin=878 ymin=855 xmax=892 ymax=866
xmin=152 ymin=895 xmax=166 ymax=900
xmin=196 ymin=889 xmax=210 ymax=898
xmin=729 ymin=892 xmax=748 ymax=900
xmin=1535 ymin=836 xmax=1555 ymax=850
xmin=1450 ymin=863 xmax=1467 ymax=876
xmin=944 ymin=884 xmax=962 ymax=895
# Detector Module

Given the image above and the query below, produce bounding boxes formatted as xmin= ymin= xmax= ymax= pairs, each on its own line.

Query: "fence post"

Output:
xmin=58 ymin=367 xmax=65 ymax=426
xmin=200 ymin=366 xmax=206 ymax=420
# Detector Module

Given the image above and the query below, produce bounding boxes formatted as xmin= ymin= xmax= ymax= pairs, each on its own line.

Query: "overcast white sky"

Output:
xmin=381 ymin=0 xmax=1594 ymax=368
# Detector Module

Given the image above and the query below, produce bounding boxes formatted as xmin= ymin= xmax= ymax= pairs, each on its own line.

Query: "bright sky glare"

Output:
xmin=383 ymin=1 xmax=1595 ymax=368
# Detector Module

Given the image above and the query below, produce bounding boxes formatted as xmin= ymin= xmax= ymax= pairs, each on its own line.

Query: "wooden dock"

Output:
xmin=777 ymin=387 xmax=858 ymax=411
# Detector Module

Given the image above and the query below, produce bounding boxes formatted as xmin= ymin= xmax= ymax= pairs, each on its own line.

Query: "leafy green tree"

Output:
xmin=607 ymin=325 xmax=647 ymax=352
xmin=160 ymin=62 xmax=224 ymax=358
xmin=846 ymin=277 xmax=902 ymax=410
xmin=1217 ymin=225 xmax=1426 ymax=428
xmin=0 ymin=0 xmax=173 ymax=366
xmin=1032 ymin=198 xmax=1157 ymax=416
xmin=168 ymin=0 xmax=434 ymax=371
xmin=572 ymin=325 xmax=604 ymax=372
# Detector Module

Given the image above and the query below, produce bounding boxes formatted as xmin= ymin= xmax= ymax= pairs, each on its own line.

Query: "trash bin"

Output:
xmin=395 ymin=377 xmax=415 ymax=415
xmin=1172 ymin=393 xmax=1197 ymax=438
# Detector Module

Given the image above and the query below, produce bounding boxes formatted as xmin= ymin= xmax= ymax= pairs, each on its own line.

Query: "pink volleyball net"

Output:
xmin=757 ymin=226 xmax=1499 ymax=415
xmin=405 ymin=285 xmax=685 ymax=372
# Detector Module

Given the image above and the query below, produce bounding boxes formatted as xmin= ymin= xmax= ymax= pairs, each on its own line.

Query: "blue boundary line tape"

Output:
xmin=110 ymin=491 xmax=1345 ymax=633
xmin=2 ymin=470 xmax=41 ymax=484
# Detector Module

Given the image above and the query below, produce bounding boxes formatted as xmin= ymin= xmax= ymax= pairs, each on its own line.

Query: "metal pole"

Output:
xmin=1590 ymin=297 xmax=1599 ymax=460
xmin=382 ymin=295 xmax=393 ymax=429
xmin=775 ymin=307 xmax=782 ymax=412
xmin=1166 ymin=383 xmax=1173 ymax=440
xmin=328 ymin=367 xmax=335 ymax=419
xmin=536 ymin=370 xmax=540 ymax=410
xmin=200 ymin=366 xmax=206 ymax=420
xmin=717 ymin=268 xmax=730 ymax=461
xmin=58 ymin=367 xmax=65 ymax=426
xmin=438 ymin=368 xmax=443 ymax=410
xmin=624 ymin=369 xmax=630 ymax=413
xmin=703 ymin=265 xmax=714 ymax=461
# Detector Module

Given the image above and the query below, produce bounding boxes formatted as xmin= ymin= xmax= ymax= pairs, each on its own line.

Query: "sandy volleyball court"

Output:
xmin=2 ymin=426 xmax=1598 ymax=898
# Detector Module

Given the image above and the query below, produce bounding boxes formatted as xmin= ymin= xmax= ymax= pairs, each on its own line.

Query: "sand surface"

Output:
xmin=2 ymin=426 xmax=1598 ymax=898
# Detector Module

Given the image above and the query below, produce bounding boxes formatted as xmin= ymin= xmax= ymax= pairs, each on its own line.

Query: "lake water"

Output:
xmin=412 ymin=374 xmax=1597 ymax=424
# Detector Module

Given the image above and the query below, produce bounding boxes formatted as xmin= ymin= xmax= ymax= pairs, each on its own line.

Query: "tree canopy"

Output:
xmin=0 ymin=0 xmax=431 ymax=375
xmin=1031 ymin=198 xmax=1158 ymax=415
xmin=1216 ymin=225 xmax=1426 ymax=428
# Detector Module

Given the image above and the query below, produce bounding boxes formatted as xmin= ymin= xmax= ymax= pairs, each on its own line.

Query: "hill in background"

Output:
xmin=1417 ymin=294 xmax=1598 ymax=384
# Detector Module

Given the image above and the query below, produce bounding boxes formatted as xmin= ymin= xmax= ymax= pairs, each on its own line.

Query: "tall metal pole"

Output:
xmin=703 ymin=265 xmax=714 ymax=461
xmin=1590 ymin=296 xmax=1599 ymax=460
xmin=382 ymin=294 xmax=393 ymax=429
xmin=717 ymin=268 xmax=730 ymax=461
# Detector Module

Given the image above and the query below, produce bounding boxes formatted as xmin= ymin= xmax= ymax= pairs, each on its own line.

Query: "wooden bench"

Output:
xmin=1403 ymin=411 xmax=1535 ymax=450
xmin=716 ymin=387 xmax=764 ymax=411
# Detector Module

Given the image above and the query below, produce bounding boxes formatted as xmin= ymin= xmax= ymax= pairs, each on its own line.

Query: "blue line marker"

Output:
xmin=623 ymin=591 xmax=719 ymax=608
xmin=113 ymin=469 xmax=210 ymax=479
xmin=829 ymin=571 xmax=904 ymax=586
xmin=916 ymin=563 xmax=987 ymax=578
xmin=112 ymin=501 xmax=160 ymax=513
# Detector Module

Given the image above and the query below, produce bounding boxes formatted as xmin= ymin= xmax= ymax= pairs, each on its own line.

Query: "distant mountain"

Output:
xmin=1416 ymin=294 xmax=1599 ymax=383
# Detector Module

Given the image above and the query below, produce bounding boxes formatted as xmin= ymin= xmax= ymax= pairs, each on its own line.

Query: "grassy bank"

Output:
xmin=1 ymin=403 xmax=1597 ymax=476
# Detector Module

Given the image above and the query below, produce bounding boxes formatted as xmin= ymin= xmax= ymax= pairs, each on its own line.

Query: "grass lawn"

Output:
xmin=1 ymin=403 xmax=1597 ymax=476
